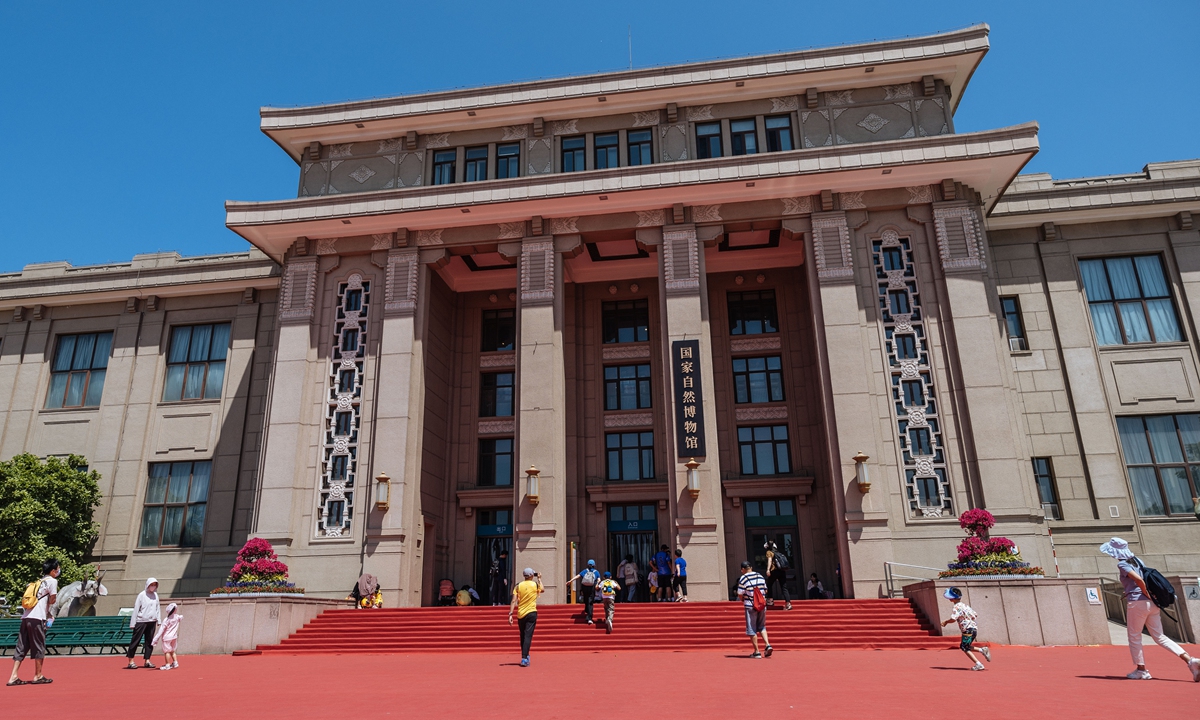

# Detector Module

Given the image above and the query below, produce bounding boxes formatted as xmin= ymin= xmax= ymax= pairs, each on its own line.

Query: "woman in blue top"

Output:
xmin=1101 ymin=537 xmax=1200 ymax=681
xmin=672 ymin=548 xmax=688 ymax=602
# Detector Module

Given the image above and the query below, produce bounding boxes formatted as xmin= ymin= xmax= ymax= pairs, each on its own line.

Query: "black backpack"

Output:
xmin=1134 ymin=558 xmax=1176 ymax=609
xmin=771 ymin=551 xmax=789 ymax=570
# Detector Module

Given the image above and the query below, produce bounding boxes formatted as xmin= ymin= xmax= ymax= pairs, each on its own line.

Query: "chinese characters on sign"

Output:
xmin=672 ymin=340 xmax=707 ymax=458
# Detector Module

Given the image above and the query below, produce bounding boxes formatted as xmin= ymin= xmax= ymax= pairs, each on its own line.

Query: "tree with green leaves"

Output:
xmin=0 ymin=454 xmax=101 ymax=607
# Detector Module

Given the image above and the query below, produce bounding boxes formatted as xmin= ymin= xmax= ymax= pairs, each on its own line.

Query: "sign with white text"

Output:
xmin=671 ymin=339 xmax=707 ymax=458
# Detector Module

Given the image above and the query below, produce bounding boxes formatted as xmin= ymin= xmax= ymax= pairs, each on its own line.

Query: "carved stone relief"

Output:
xmin=279 ymin=257 xmax=318 ymax=324
xmin=384 ymin=249 xmax=419 ymax=316
xmin=812 ymin=213 xmax=853 ymax=281
xmin=519 ymin=239 xmax=556 ymax=304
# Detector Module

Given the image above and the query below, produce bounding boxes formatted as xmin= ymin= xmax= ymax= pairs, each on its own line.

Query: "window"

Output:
xmin=46 ymin=332 xmax=113 ymax=409
xmin=432 ymin=150 xmax=456 ymax=185
xmin=595 ymin=133 xmax=618 ymax=169
xmin=628 ymin=130 xmax=652 ymax=166
xmin=901 ymin=379 xmax=925 ymax=407
xmin=604 ymin=364 xmax=652 ymax=410
xmin=480 ymin=372 xmax=514 ymax=417
xmin=606 ymin=432 xmax=655 ymax=481
xmin=464 ymin=146 xmax=488 ymax=182
xmin=743 ymin=498 xmax=795 ymax=519
xmin=138 ymin=460 xmax=210 ymax=547
xmin=478 ymin=438 xmax=514 ymax=486
xmin=477 ymin=508 xmax=511 ymax=526
xmin=562 ymin=136 xmax=586 ymax=172
xmin=738 ymin=425 xmax=791 ymax=475
xmin=1117 ymin=414 xmax=1200 ymax=517
xmin=609 ymin=504 xmax=656 ymax=524
xmin=765 ymin=115 xmax=793 ymax=152
xmin=163 ymin=323 xmax=231 ymax=402
xmin=1000 ymin=296 xmax=1027 ymax=351
xmin=602 ymin=300 xmax=649 ymax=344
xmin=732 ymin=356 xmax=784 ymax=403
xmin=728 ymin=290 xmax=778 ymax=335
xmin=1080 ymin=255 xmax=1181 ymax=346
xmin=496 ymin=143 xmax=520 ymax=179
xmin=895 ymin=334 xmax=918 ymax=360
xmin=730 ymin=119 xmax=757 ymax=156
xmin=481 ymin=309 xmax=515 ymax=352
xmin=1032 ymin=457 xmax=1061 ymax=520
xmin=696 ymin=122 xmax=722 ymax=159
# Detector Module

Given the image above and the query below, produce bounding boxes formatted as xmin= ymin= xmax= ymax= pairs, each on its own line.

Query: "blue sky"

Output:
xmin=1 ymin=1 xmax=1197 ymax=272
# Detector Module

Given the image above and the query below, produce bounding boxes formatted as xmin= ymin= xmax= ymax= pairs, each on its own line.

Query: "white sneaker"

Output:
xmin=979 ymin=646 xmax=991 ymax=662
xmin=971 ymin=662 xmax=985 ymax=671
xmin=1189 ymin=658 xmax=1200 ymax=683
xmin=1126 ymin=669 xmax=1152 ymax=680
xmin=159 ymin=665 xmax=172 ymax=671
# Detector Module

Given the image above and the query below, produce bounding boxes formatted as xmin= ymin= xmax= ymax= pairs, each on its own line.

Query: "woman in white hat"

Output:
xmin=1100 ymin=537 xmax=1200 ymax=681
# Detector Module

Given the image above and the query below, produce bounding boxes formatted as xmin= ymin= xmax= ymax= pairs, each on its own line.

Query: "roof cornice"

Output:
xmin=260 ymin=25 xmax=989 ymax=162
xmin=227 ymin=122 xmax=1037 ymax=261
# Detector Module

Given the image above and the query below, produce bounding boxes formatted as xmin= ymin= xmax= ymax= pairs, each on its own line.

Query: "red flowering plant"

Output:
xmin=939 ymin=509 xmax=1043 ymax=579
xmin=210 ymin=538 xmax=305 ymax=595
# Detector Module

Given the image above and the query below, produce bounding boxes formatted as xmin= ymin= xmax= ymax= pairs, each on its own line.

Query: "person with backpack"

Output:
xmin=7 ymin=559 xmax=60 ymax=686
xmin=1100 ymin=537 xmax=1200 ymax=681
xmin=764 ymin=542 xmax=792 ymax=610
xmin=617 ymin=555 xmax=639 ymax=602
xmin=654 ymin=545 xmax=674 ymax=601
xmin=596 ymin=572 xmax=622 ymax=634
xmin=736 ymin=560 xmax=772 ymax=659
xmin=566 ymin=559 xmax=601 ymax=625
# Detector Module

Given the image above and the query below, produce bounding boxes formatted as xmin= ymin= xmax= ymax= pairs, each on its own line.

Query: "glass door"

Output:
xmin=607 ymin=503 xmax=658 ymax=601
xmin=744 ymin=498 xmax=801 ymax=599
xmin=474 ymin=509 xmax=513 ymax=605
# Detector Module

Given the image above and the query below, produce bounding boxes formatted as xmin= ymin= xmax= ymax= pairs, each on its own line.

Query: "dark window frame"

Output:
xmin=605 ymin=431 xmax=656 ymax=481
xmin=764 ymin=115 xmax=794 ymax=152
xmin=1032 ymin=457 xmax=1062 ymax=520
xmin=1117 ymin=414 xmax=1200 ymax=518
xmin=481 ymin=309 xmax=516 ymax=352
xmin=464 ymin=146 xmax=489 ymax=182
xmin=737 ymin=424 xmax=792 ymax=476
xmin=479 ymin=372 xmax=514 ymax=418
xmin=602 ymin=300 xmax=650 ymax=344
xmin=627 ymin=129 xmax=653 ymax=166
xmin=729 ymin=118 xmax=758 ymax=156
xmin=604 ymin=363 xmax=653 ymax=410
xmin=728 ymin=290 xmax=779 ymax=336
xmin=496 ymin=143 xmax=521 ymax=179
xmin=561 ymin=135 xmax=586 ymax=173
xmin=162 ymin=323 xmax=231 ymax=402
xmin=594 ymin=133 xmax=619 ymax=169
xmin=432 ymin=149 xmax=457 ymax=185
xmin=138 ymin=460 xmax=211 ymax=548
xmin=46 ymin=331 xmax=113 ymax=409
xmin=1079 ymin=254 xmax=1183 ymax=346
xmin=695 ymin=122 xmax=722 ymax=159
xmin=1000 ymin=296 xmax=1027 ymax=348
xmin=477 ymin=437 xmax=514 ymax=487
xmin=732 ymin=355 xmax=785 ymax=404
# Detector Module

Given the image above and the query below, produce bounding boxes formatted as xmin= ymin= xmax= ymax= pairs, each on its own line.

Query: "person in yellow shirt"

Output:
xmin=508 ymin=567 xmax=544 ymax=667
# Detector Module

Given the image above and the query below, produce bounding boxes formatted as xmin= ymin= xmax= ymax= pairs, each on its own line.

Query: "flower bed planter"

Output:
xmin=936 ymin=574 xmax=1045 ymax=582
xmin=207 ymin=592 xmax=307 ymax=599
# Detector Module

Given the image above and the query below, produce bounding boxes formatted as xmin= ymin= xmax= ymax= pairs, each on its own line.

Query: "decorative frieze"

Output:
xmin=636 ymin=209 xmax=666 ymax=227
xmin=631 ymin=111 xmax=661 ymax=127
xmin=770 ymin=96 xmax=800 ymax=113
xmin=519 ymin=239 xmax=556 ymax=305
xmin=692 ymin=205 xmax=722 ymax=223
xmin=730 ymin=336 xmax=782 ymax=353
xmin=548 ymin=217 xmax=579 ymax=235
xmin=658 ymin=124 xmax=688 ymax=162
xmin=602 ymin=344 xmax=651 ymax=361
xmin=781 ymin=196 xmax=814 ymax=216
xmin=549 ymin=119 xmax=578 ymax=136
xmin=870 ymin=229 xmax=952 ymax=518
xmin=497 ymin=222 xmax=526 ymax=239
xmin=604 ymin=412 xmax=654 ymax=429
xmin=501 ymin=125 xmax=528 ymax=141
xmin=315 ymin=238 xmax=338 ymax=255
xmin=415 ymin=229 xmax=444 ymax=246
xmin=735 ymin=406 xmax=788 ymax=422
xmin=685 ymin=105 xmax=714 ymax=122
xmin=478 ymin=418 xmax=515 ymax=435
xmin=279 ymin=257 xmax=319 ymax=324
xmin=371 ymin=233 xmax=393 ymax=251
xmin=811 ymin=212 xmax=853 ymax=282
xmin=906 ymin=185 xmax=934 ymax=205
xmin=384 ymin=248 xmax=419 ymax=316
xmin=479 ymin=353 xmax=516 ymax=368
xmin=662 ymin=226 xmax=700 ymax=295
xmin=839 ymin=192 xmax=866 ymax=210
xmin=932 ymin=204 xmax=986 ymax=271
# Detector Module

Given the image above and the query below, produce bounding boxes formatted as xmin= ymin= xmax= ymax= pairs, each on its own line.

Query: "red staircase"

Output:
xmin=256 ymin=599 xmax=954 ymax=654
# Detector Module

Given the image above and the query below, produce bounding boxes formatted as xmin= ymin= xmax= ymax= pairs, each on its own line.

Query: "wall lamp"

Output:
xmin=525 ymin=465 xmax=540 ymax=506
xmin=852 ymin=452 xmax=871 ymax=494
xmin=685 ymin=458 xmax=701 ymax=499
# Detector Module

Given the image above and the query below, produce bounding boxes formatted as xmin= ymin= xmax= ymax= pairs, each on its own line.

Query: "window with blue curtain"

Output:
xmin=46 ymin=332 xmax=113 ymax=408
xmin=138 ymin=460 xmax=211 ymax=547
xmin=1079 ymin=255 xmax=1181 ymax=346
xmin=1115 ymin=414 xmax=1200 ymax=517
xmin=162 ymin=324 xmax=231 ymax=402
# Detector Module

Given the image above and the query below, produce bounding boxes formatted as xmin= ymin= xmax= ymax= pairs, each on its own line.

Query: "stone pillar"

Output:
xmin=514 ymin=237 xmax=568 ymax=603
xmin=658 ymin=223 xmax=726 ymax=601
xmin=253 ymin=254 xmax=318 ymax=544
xmin=930 ymin=201 xmax=1042 ymax=518
xmin=363 ymin=247 xmax=429 ymax=607
xmin=803 ymin=211 xmax=882 ymax=597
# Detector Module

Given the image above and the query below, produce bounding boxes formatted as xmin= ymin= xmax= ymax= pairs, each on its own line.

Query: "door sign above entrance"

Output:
xmin=607 ymin=518 xmax=658 ymax=533
xmin=476 ymin=524 xmax=511 ymax=537
xmin=671 ymin=339 xmax=707 ymax=458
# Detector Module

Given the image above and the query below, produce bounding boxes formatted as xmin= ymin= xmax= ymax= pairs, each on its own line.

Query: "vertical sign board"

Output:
xmin=672 ymin=339 xmax=707 ymax=458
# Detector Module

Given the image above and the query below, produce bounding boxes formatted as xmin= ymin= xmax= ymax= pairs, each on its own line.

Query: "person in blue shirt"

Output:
xmin=653 ymin=546 xmax=674 ymax=601
xmin=672 ymin=548 xmax=688 ymax=602
xmin=566 ymin=559 xmax=601 ymax=624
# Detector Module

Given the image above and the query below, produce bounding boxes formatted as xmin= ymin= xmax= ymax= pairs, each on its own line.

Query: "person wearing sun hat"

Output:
xmin=1101 ymin=537 xmax=1200 ymax=681
xmin=939 ymin=587 xmax=992 ymax=670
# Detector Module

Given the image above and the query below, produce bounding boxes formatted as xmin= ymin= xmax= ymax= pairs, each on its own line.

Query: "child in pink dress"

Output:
xmin=152 ymin=603 xmax=182 ymax=670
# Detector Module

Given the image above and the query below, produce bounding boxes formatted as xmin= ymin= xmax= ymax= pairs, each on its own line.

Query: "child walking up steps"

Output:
xmin=940 ymin=587 xmax=992 ymax=670
xmin=152 ymin=603 xmax=182 ymax=670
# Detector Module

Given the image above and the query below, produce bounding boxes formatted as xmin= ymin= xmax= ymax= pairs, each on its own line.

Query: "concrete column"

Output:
xmin=803 ymin=211 xmax=883 ymax=598
xmin=254 ymin=255 xmax=319 ymax=544
xmin=658 ymin=223 xmax=726 ymax=601
xmin=364 ymin=248 xmax=429 ymax=607
xmin=514 ymin=237 xmax=568 ymax=603
xmin=930 ymin=202 xmax=1041 ymax=518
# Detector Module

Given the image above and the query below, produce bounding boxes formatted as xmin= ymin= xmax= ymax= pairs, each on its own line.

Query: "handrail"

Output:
xmin=884 ymin=562 xmax=943 ymax=597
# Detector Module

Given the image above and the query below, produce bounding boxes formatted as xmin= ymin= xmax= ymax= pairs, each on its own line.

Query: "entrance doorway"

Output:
xmin=474 ymin=509 xmax=512 ymax=605
xmin=744 ymin=498 xmax=800 ymax=600
xmin=607 ymin=503 xmax=658 ymax=601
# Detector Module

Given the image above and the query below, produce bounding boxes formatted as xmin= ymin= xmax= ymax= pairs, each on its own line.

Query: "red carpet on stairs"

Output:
xmin=256 ymin=598 xmax=955 ymax=653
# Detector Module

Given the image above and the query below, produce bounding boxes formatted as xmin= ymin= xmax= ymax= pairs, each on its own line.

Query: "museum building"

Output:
xmin=3 ymin=25 xmax=1200 ymax=609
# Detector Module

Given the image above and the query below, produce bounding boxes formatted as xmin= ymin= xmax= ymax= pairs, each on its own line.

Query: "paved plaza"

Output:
xmin=6 ymin=645 xmax=1198 ymax=718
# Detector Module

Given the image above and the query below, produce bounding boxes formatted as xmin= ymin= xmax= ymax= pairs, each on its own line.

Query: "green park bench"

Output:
xmin=0 ymin=616 xmax=134 ymax=656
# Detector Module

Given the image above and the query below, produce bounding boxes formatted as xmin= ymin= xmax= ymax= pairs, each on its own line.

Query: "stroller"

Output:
xmin=436 ymin=578 xmax=456 ymax=606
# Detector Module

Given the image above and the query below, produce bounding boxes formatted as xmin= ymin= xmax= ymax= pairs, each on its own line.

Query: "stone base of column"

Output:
xmin=675 ymin=517 xmax=725 ymax=601
xmin=514 ymin=524 xmax=563 ymax=604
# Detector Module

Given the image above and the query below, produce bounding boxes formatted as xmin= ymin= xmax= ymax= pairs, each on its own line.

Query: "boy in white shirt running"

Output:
xmin=940 ymin=587 xmax=992 ymax=670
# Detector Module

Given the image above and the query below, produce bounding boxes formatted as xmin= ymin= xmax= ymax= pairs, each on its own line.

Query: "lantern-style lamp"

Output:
xmin=685 ymin=458 xmax=701 ymax=499
xmin=525 ymin=465 xmax=540 ymax=506
xmin=374 ymin=471 xmax=391 ymax=510
xmin=852 ymin=451 xmax=871 ymax=494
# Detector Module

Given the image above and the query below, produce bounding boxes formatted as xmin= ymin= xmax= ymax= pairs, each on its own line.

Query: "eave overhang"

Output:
xmin=261 ymin=25 xmax=989 ymax=163
xmin=226 ymin=123 xmax=1038 ymax=262
xmin=989 ymin=176 xmax=1200 ymax=229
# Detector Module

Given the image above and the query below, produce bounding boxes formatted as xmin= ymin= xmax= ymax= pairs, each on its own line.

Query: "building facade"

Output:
xmin=4 ymin=25 xmax=1200 ymax=610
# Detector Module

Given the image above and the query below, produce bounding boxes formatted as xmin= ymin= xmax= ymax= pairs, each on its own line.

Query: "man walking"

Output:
xmin=491 ymin=550 xmax=510 ymax=606
xmin=7 ymin=559 xmax=60 ymax=686
xmin=508 ymin=567 xmax=544 ymax=667
xmin=654 ymin=545 xmax=674 ymax=601
xmin=566 ymin=559 xmax=600 ymax=624
xmin=673 ymin=548 xmax=689 ymax=602
xmin=737 ymin=560 xmax=772 ymax=659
